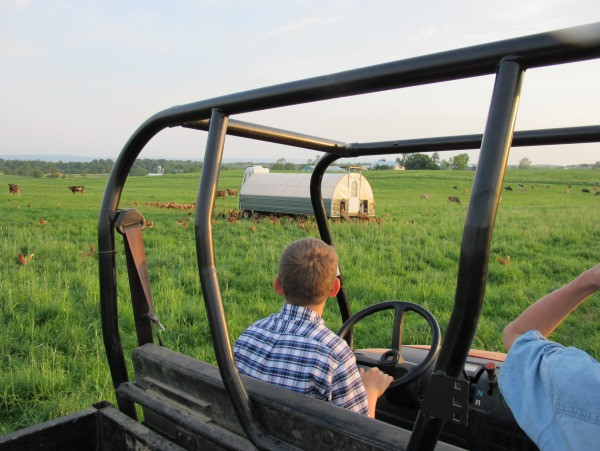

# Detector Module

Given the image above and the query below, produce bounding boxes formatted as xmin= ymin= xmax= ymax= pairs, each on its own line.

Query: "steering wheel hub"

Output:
xmin=381 ymin=349 xmax=401 ymax=368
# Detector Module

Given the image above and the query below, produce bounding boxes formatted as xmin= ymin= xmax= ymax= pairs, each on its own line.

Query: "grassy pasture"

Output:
xmin=1 ymin=168 xmax=599 ymax=434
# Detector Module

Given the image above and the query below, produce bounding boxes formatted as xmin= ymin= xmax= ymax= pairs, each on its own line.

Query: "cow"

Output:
xmin=448 ymin=196 xmax=461 ymax=204
xmin=504 ymin=186 xmax=513 ymax=191
xmin=68 ymin=185 xmax=84 ymax=194
xmin=8 ymin=184 xmax=20 ymax=196
xmin=216 ymin=190 xmax=228 ymax=198
xmin=420 ymin=193 xmax=432 ymax=200
xmin=582 ymin=188 xmax=591 ymax=193
xmin=227 ymin=188 xmax=238 ymax=197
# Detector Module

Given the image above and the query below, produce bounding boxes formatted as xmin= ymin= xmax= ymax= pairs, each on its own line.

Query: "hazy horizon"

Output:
xmin=1 ymin=152 xmax=596 ymax=168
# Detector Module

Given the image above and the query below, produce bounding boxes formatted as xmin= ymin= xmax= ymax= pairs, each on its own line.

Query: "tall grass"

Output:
xmin=1 ymin=168 xmax=599 ymax=434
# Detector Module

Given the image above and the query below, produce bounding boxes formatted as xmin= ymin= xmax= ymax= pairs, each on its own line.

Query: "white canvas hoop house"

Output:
xmin=239 ymin=168 xmax=375 ymax=218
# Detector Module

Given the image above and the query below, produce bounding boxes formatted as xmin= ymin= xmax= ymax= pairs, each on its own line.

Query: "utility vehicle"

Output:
xmin=2 ymin=22 xmax=600 ymax=451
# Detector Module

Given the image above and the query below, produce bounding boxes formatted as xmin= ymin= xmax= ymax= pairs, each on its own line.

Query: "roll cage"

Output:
xmin=97 ymin=23 xmax=600 ymax=450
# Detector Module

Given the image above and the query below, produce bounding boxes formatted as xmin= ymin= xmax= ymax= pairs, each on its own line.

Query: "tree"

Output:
xmin=403 ymin=153 xmax=439 ymax=170
xmin=19 ymin=162 xmax=32 ymax=176
xmin=431 ymin=152 xmax=440 ymax=165
xmin=593 ymin=161 xmax=600 ymax=170
xmin=49 ymin=163 xmax=61 ymax=178
xmin=518 ymin=157 xmax=532 ymax=169
xmin=449 ymin=153 xmax=470 ymax=170
xmin=130 ymin=167 xmax=148 ymax=176
xmin=271 ymin=158 xmax=287 ymax=170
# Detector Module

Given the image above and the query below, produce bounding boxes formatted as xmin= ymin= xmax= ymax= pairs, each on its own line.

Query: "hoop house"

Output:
xmin=239 ymin=167 xmax=375 ymax=218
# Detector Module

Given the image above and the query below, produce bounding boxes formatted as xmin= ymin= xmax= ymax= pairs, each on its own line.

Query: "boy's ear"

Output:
xmin=273 ymin=275 xmax=285 ymax=296
xmin=329 ymin=277 xmax=341 ymax=297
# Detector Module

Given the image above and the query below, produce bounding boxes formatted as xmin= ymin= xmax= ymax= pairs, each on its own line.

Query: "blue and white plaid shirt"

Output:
xmin=234 ymin=303 xmax=369 ymax=415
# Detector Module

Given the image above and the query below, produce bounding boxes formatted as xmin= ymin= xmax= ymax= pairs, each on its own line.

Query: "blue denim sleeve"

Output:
xmin=498 ymin=331 xmax=559 ymax=444
xmin=498 ymin=330 xmax=600 ymax=450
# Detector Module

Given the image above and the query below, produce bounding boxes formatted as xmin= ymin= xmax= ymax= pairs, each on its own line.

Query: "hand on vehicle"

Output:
xmin=359 ymin=367 xmax=393 ymax=398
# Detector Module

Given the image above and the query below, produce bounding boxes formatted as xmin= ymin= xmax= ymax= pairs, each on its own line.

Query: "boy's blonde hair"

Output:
xmin=278 ymin=237 xmax=339 ymax=306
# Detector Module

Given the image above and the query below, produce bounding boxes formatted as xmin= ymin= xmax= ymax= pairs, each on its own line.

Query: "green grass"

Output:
xmin=1 ymin=168 xmax=599 ymax=434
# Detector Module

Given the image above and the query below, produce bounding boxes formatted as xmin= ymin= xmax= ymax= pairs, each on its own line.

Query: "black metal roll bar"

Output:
xmin=186 ymin=118 xmax=600 ymax=156
xmin=407 ymin=55 xmax=526 ymax=450
xmin=98 ymin=22 xmax=600 ymax=450
xmin=310 ymin=154 xmax=352 ymax=339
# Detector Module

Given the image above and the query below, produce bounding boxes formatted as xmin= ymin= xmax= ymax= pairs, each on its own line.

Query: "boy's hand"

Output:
xmin=359 ymin=367 xmax=393 ymax=398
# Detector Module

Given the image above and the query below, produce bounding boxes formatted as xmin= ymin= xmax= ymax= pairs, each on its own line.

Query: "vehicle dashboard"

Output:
xmin=355 ymin=347 xmax=539 ymax=450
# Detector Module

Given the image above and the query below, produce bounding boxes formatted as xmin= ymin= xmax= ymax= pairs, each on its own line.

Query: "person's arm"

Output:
xmin=503 ymin=263 xmax=600 ymax=351
xmin=359 ymin=367 xmax=393 ymax=418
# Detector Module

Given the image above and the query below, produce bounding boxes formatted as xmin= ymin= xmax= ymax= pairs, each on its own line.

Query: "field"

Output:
xmin=1 ymin=168 xmax=599 ymax=434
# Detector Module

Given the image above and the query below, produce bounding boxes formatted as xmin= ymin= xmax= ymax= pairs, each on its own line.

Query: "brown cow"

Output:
xmin=216 ymin=190 xmax=228 ymax=198
xmin=68 ymin=185 xmax=84 ymax=194
xmin=448 ymin=196 xmax=461 ymax=204
xmin=227 ymin=189 xmax=238 ymax=197
xmin=8 ymin=184 xmax=20 ymax=196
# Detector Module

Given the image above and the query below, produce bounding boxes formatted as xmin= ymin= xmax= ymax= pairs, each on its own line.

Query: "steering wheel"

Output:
xmin=337 ymin=301 xmax=441 ymax=388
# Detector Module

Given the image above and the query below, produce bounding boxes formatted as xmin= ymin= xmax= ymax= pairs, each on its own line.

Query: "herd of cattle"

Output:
xmin=6 ymin=184 xmax=237 ymax=203
xmin=8 ymin=184 xmax=85 ymax=196
xmin=8 ymin=182 xmax=599 ymax=206
xmin=427 ymin=184 xmax=600 ymax=205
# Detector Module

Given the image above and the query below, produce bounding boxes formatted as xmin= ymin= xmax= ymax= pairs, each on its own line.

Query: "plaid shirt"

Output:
xmin=234 ymin=303 xmax=369 ymax=415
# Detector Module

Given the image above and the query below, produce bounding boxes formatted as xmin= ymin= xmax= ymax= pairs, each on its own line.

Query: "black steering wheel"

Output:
xmin=337 ymin=301 xmax=441 ymax=388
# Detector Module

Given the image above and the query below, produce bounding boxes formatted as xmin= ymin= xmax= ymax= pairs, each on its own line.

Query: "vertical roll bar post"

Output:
xmin=195 ymin=109 xmax=293 ymax=450
xmin=407 ymin=56 xmax=526 ymax=450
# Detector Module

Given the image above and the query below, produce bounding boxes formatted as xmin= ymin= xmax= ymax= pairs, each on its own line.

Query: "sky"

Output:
xmin=1 ymin=0 xmax=599 ymax=166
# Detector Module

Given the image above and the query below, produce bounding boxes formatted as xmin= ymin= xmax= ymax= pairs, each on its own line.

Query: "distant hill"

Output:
xmin=0 ymin=154 xmax=97 ymax=162
xmin=0 ymin=154 xmax=271 ymax=163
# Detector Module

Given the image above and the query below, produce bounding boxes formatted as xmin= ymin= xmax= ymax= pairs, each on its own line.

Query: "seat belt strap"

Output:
xmin=116 ymin=209 xmax=164 ymax=346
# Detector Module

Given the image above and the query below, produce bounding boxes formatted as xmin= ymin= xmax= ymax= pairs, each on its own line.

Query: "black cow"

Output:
xmin=68 ymin=185 xmax=84 ymax=194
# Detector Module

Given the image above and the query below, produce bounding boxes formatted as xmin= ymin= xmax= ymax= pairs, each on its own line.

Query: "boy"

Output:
xmin=234 ymin=237 xmax=392 ymax=418
xmin=499 ymin=263 xmax=600 ymax=450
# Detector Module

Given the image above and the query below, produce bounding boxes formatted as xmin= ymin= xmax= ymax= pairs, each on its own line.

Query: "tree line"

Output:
xmin=386 ymin=152 xmax=471 ymax=171
xmin=0 ymin=158 xmax=205 ymax=177
xmin=7 ymin=153 xmax=592 ymax=178
xmin=0 ymin=155 xmax=470 ymax=177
